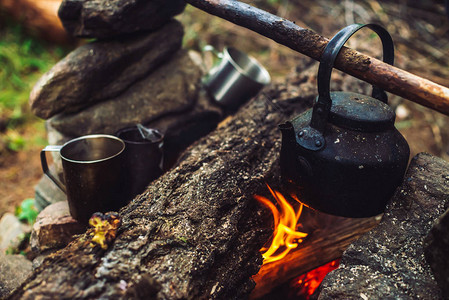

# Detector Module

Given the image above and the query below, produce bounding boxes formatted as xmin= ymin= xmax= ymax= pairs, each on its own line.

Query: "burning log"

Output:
xmin=248 ymin=184 xmax=380 ymax=298
xmin=8 ymin=64 xmax=379 ymax=299
xmin=250 ymin=212 xmax=380 ymax=299
xmin=184 ymin=0 xmax=449 ymax=117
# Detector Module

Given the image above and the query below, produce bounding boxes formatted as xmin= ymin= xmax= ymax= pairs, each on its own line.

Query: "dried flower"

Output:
xmin=89 ymin=212 xmax=121 ymax=249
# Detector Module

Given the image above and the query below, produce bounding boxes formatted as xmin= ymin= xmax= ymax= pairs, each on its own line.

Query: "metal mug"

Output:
xmin=40 ymin=134 xmax=127 ymax=224
xmin=202 ymin=46 xmax=271 ymax=110
xmin=116 ymin=126 xmax=164 ymax=200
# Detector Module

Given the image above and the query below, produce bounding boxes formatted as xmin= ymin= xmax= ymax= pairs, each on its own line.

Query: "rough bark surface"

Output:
xmin=9 ymin=63 xmax=317 ymax=300
xmin=424 ymin=208 xmax=449 ymax=299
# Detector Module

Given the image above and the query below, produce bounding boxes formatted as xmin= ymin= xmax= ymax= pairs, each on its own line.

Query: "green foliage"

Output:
xmin=4 ymin=129 xmax=25 ymax=151
xmin=15 ymin=198 xmax=38 ymax=225
xmin=0 ymin=29 xmax=57 ymax=113
xmin=5 ymin=233 xmax=31 ymax=255
xmin=0 ymin=12 xmax=69 ymax=152
xmin=178 ymin=236 xmax=188 ymax=244
xmin=5 ymin=246 xmax=15 ymax=255
xmin=395 ymin=120 xmax=413 ymax=130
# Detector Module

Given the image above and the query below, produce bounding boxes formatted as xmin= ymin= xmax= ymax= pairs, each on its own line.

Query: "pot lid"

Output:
xmin=328 ymin=91 xmax=395 ymax=132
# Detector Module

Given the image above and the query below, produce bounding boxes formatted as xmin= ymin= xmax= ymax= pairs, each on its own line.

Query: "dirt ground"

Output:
xmin=1 ymin=0 xmax=449 ymax=217
xmin=0 ymin=122 xmax=46 ymax=216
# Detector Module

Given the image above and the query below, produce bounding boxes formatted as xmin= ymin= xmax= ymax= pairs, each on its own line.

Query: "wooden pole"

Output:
xmin=185 ymin=0 xmax=449 ymax=116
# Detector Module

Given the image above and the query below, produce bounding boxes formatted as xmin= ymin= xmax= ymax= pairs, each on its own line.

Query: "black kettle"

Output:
xmin=279 ymin=24 xmax=410 ymax=218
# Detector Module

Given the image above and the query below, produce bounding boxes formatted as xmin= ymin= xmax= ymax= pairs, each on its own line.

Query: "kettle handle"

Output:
xmin=310 ymin=23 xmax=394 ymax=134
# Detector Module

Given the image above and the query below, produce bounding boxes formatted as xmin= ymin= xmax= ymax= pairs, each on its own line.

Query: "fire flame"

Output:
xmin=254 ymin=184 xmax=308 ymax=264
xmin=291 ymin=259 xmax=340 ymax=299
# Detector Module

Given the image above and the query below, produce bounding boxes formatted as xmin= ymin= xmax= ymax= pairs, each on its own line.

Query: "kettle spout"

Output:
xmin=279 ymin=122 xmax=295 ymax=143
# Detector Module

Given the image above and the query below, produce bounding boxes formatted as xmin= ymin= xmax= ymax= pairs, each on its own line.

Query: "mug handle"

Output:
xmin=202 ymin=45 xmax=223 ymax=59
xmin=40 ymin=146 xmax=66 ymax=193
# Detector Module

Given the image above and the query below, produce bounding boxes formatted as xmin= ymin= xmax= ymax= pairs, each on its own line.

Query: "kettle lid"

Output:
xmin=328 ymin=91 xmax=395 ymax=132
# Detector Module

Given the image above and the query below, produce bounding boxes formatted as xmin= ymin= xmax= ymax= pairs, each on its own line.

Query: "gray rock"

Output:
xmin=0 ymin=253 xmax=32 ymax=298
xmin=424 ymin=208 xmax=449 ymax=299
xmin=34 ymin=172 xmax=67 ymax=212
xmin=0 ymin=213 xmax=30 ymax=253
xmin=30 ymin=201 xmax=85 ymax=253
xmin=49 ymin=49 xmax=204 ymax=136
xmin=30 ymin=20 xmax=183 ymax=119
xmin=151 ymin=88 xmax=223 ymax=170
xmin=319 ymin=153 xmax=449 ymax=300
xmin=58 ymin=0 xmax=185 ymax=39
xmin=46 ymin=120 xmax=73 ymax=146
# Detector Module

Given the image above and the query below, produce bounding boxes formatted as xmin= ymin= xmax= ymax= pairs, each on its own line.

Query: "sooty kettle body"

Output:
xmin=279 ymin=24 xmax=410 ymax=218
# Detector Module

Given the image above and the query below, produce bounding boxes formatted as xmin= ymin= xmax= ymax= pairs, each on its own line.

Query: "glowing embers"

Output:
xmin=254 ymin=184 xmax=308 ymax=264
xmin=291 ymin=259 xmax=340 ymax=299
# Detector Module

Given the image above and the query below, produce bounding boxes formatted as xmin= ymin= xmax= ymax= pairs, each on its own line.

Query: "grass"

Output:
xmin=0 ymin=11 xmax=69 ymax=152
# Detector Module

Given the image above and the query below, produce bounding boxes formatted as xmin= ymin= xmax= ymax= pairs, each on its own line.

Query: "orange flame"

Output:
xmin=254 ymin=184 xmax=308 ymax=264
xmin=291 ymin=259 xmax=340 ymax=298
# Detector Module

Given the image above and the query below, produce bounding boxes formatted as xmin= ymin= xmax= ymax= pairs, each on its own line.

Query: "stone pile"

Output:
xmin=32 ymin=0 xmax=224 ymax=210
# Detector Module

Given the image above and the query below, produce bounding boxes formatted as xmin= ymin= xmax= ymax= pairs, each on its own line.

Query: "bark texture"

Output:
xmin=9 ymin=64 xmax=317 ymax=300
xmin=424 ymin=208 xmax=449 ymax=298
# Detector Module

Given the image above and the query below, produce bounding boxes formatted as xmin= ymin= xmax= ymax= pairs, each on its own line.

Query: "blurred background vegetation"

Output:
xmin=0 ymin=12 xmax=68 ymax=153
xmin=0 ymin=7 xmax=71 ymax=218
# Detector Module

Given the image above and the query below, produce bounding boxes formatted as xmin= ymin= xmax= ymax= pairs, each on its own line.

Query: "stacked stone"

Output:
xmin=32 ymin=0 xmax=223 ymax=210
